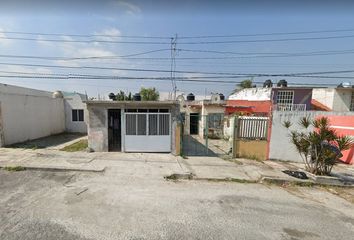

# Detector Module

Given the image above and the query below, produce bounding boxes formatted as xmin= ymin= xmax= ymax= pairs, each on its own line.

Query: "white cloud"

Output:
xmin=0 ymin=28 xmax=11 ymax=46
xmin=0 ymin=65 xmax=53 ymax=75
xmin=112 ymin=1 xmax=142 ymax=15
xmin=94 ymin=27 xmax=122 ymax=42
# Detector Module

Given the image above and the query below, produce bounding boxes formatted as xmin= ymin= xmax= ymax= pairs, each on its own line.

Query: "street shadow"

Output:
xmin=7 ymin=133 xmax=86 ymax=149
xmin=182 ymin=135 xmax=218 ymax=156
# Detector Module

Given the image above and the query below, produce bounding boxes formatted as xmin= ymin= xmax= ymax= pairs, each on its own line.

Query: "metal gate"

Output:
xmin=182 ymin=113 xmax=232 ymax=157
xmin=124 ymin=112 xmax=171 ymax=152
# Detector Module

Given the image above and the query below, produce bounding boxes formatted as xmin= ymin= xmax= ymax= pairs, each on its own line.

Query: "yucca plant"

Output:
xmin=284 ymin=116 xmax=353 ymax=175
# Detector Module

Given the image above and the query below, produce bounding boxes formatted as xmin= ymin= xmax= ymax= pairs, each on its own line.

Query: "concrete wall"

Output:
xmin=269 ymin=111 xmax=354 ymax=163
xmin=312 ymin=88 xmax=335 ymax=110
xmin=312 ymin=88 xmax=354 ymax=112
xmin=64 ymin=93 xmax=88 ymax=133
xmin=87 ymin=106 xmax=108 ymax=152
xmin=234 ymin=140 xmax=268 ymax=161
xmin=0 ymin=84 xmax=65 ymax=146
xmin=333 ymin=89 xmax=354 ymax=112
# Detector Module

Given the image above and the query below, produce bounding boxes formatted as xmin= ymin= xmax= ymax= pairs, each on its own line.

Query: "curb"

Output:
xmin=260 ymin=176 xmax=354 ymax=188
xmin=0 ymin=165 xmax=105 ymax=173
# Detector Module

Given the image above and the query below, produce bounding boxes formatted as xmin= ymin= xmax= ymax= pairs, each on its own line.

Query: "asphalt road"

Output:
xmin=0 ymin=168 xmax=353 ymax=240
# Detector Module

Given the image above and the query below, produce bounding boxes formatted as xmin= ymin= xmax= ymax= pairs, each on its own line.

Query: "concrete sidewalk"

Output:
xmin=0 ymin=148 xmax=185 ymax=177
xmin=179 ymin=156 xmax=354 ymax=186
xmin=179 ymin=156 xmax=293 ymax=182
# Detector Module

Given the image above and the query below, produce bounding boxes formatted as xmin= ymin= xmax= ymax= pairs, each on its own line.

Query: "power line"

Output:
xmin=0 ymin=70 xmax=353 ymax=80
xmin=177 ymin=34 xmax=354 ymax=44
xmin=2 ymin=34 xmax=354 ymax=45
xmin=178 ymin=28 xmax=354 ymax=39
xmin=0 ymin=36 xmax=170 ymax=44
xmin=0 ymin=74 xmax=344 ymax=85
xmin=2 ymin=27 xmax=354 ymax=39
xmin=1 ymin=62 xmax=354 ymax=77
xmin=2 ymin=48 xmax=354 ymax=62
xmin=0 ymin=30 xmax=171 ymax=39
xmin=0 ymin=49 xmax=170 ymax=61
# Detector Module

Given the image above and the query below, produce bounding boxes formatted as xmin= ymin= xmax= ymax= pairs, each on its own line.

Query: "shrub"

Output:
xmin=284 ymin=116 xmax=353 ymax=176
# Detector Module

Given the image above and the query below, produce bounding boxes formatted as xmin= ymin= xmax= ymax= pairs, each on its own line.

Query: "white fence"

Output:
xmin=237 ymin=116 xmax=269 ymax=140
xmin=274 ymin=104 xmax=306 ymax=111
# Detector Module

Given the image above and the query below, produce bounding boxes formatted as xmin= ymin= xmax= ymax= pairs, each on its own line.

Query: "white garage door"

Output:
xmin=124 ymin=112 xmax=171 ymax=152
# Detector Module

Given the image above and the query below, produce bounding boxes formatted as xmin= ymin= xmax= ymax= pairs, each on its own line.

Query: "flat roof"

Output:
xmin=85 ymin=100 xmax=178 ymax=107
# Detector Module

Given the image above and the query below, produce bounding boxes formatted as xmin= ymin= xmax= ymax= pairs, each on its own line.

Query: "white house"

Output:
xmin=0 ymin=83 xmax=65 ymax=146
xmin=312 ymin=87 xmax=354 ymax=112
xmin=0 ymin=83 xmax=88 ymax=147
xmin=63 ymin=92 xmax=88 ymax=133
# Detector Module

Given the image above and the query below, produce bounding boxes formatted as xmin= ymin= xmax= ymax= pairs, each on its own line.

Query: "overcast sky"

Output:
xmin=0 ymin=0 xmax=354 ymax=98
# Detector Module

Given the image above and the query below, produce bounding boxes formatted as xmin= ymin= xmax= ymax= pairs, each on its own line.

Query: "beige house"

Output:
xmin=178 ymin=93 xmax=226 ymax=139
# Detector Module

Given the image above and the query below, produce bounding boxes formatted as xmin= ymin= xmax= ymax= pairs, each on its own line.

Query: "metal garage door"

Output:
xmin=124 ymin=112 xmax=171 ymax=152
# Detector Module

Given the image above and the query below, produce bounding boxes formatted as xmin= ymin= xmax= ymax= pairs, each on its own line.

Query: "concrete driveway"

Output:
xmin=1 ymin=169 xmax=354 ymax=240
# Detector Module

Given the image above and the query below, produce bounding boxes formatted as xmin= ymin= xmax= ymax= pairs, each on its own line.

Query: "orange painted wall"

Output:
xmin=226 ymin=100 xmax=272 ymax=115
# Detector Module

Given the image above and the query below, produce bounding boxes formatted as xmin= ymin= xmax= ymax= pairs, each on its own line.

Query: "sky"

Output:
xmin=0 ymin=0 xmax=354 ymax=99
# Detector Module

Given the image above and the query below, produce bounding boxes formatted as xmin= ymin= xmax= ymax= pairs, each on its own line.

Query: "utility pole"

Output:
xmin=170 ymin=33 xmax=178 ymax=100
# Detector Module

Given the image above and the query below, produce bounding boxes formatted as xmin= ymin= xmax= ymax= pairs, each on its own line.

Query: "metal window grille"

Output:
xmin=148 ymin=114 xmax=158 ymax=135
xmin=72 ymin=109 xmax=84 ymax=122
xmin=126 ymin=114 xmax=137 ymax=135
xmin=277 ymin=91 xmax=294 ymax=104
xmin=158 ymin=114 xmax=170 ymax=135
xmin=125 ymin=113 xmax=170 ymax=136
xmin=137 ymin=114 xmax=147 ymax=135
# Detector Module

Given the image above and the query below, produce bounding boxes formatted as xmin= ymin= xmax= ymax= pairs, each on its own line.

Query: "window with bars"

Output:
xmin=125 ymin=113 xmax=170 ymax=136
xmin=72 ymin=109 xmax=84 ymax=122
xmin=350 ymin=91 xmax=354 ymax=111
xmin=276 ymin=91 xmax=294 ymax=105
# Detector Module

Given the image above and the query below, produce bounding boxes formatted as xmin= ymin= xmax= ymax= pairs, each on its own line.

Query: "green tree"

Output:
xmin=284 ymin=117 xmax=353 ymax=175
xmin=109 ymin=91 xmax=133 ymax=101
xmin=140 ymin=87 xmax=159 ymax=101
xmin=238 ymin=79 xmax=253 ymax=89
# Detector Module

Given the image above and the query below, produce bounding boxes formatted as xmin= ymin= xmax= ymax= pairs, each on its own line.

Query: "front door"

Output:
xmin=108 ymin=109 xmax=121 ymax=151
xmin=190 ymin=113 xmax=199 ymax=135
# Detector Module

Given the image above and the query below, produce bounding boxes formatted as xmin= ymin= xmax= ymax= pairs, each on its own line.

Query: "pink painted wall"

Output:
xmin=324 ymin=115 xmax=354 ymax=164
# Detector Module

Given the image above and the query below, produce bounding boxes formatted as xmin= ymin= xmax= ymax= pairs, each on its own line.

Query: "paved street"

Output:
xmin=1 ymin=168 xmax=354 ymax=240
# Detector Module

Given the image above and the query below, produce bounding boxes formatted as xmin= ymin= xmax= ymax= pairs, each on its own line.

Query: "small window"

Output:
xmin=72 ymin=109 xmax=84 ymax=122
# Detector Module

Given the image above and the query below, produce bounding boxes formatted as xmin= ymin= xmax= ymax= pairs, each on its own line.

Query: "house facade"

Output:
xmin=312 ymin=87 xmax=354 ymax=112
xmin=0 ymin=83 xmax=65 ymax=146
xmin=63 ymin=92 xmax=88 ymax=133
xmin=0 ymin=83 xmax=88 ymax=146
xmin=86 ymin=100 xmax=180 ymax=154
xmin=178 ymin=93 xmax=226 ymax=139
xmin=227 ymin=84 xmax=313 ymax=116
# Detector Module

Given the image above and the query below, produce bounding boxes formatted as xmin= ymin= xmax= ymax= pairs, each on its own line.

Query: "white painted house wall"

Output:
xmin=0 ymin=83 xmax=65 ymax=146
xmin=64 ymin=93 xmax=88 ymax=133
xmin=228 ymin=88 xmax=271 ymax=101
xmin=312 ymin=88 xmax=354 ymax=112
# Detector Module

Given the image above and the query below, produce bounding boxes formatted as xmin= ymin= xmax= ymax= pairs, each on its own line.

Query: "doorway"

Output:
xmin=190 ymin=113 xmax=199 ymax=135
xmin=108 ymin=109 xmax=121 ymax=151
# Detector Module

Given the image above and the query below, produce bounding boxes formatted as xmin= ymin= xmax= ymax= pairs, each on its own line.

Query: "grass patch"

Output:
xmin=60 ymin=140 xmax=88 ymax=152
xmin=7 ymin=143 xmax=44 ymax=150
xmin=3 ymin=166 xmax=26 ymax=171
